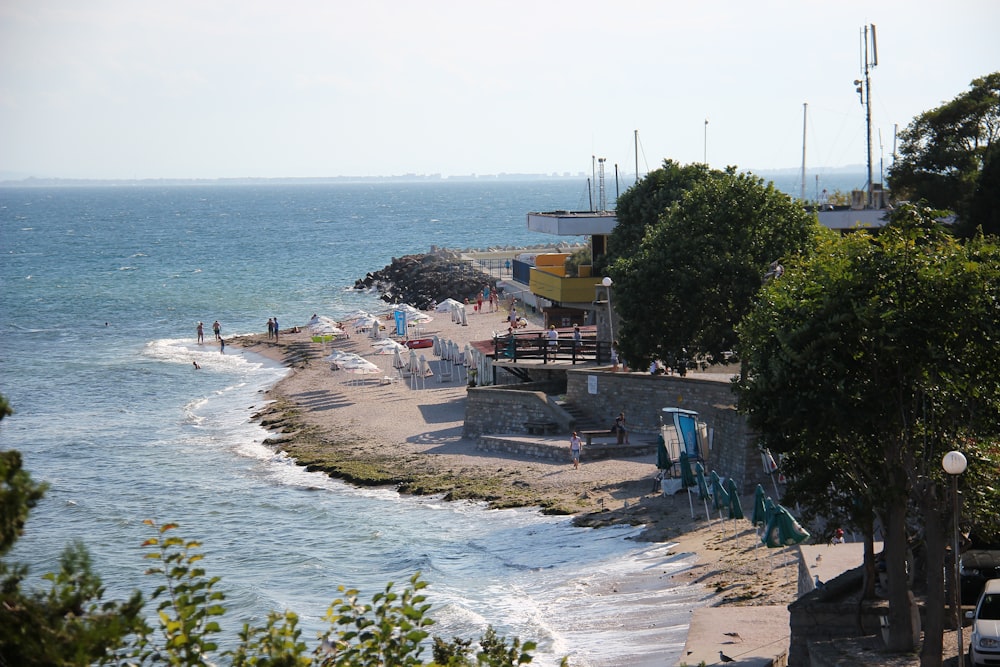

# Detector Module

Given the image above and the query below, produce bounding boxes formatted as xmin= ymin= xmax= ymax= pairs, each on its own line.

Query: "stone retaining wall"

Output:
xmin=462 ymin=382 xmax=573 ymax=438
xmin=564 ymin=369 xmax=765 ymax=495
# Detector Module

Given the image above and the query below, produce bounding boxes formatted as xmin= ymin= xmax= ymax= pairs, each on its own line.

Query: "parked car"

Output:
xmin=962 ymin=549 xmax=1000 ymax=605
xmin=967 ymin=578 xmax=1000 ymax=667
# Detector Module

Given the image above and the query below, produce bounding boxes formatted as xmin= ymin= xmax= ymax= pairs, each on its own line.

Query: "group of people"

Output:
xmin=568 ymin=411 xmax=630 ymax=468
xmin=474 ymin=286 xmax=499 ymax=313
xmin=195 ymin=320 xmax=225 ymax=354
xmin=266 ymin=317 xmax=280 ymax=341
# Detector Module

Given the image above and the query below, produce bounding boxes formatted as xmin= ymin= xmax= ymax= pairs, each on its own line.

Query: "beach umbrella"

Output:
xmin=724 ymin=477 xmax=744 ymax=521
xmin=655 ymin=435 xmax=671 ymax=471
xmin=762 ymin=448 xmax=781 ymax=497
xmin=710 ymin=471 xmax=730 ymax=529
xmin=723 ymin=477 xmax=744 ymax=541
xmin=761 ymin=503 xmax=811 ymax=548
xmin=433 ymin=336 xmax=442 ymax=356
xmin=751 ymin=484 xmax=767 ymax=527
xmin=678 ymin=451 xmax=696 ymax=518
xmin=435 ymin=298 xmax=462 ymax=312
xmin=694 ymin=462 xmax=711 ymax=521
xmin=392 ymin=347 xmax=407 ymax=371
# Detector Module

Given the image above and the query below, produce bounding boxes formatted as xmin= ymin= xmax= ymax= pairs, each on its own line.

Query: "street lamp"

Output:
xmin=943 ymin=450 xmax=968 ymax=657
xmin=601 ymin=277 xmax=614 ymax=345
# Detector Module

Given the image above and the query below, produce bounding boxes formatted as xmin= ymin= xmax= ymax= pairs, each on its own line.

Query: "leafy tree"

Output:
xmin=735 ymin=205 xmax=1000 ymax=662
xmin=967 ymin=142 xmax=1000 ymax=236
xmin=605 ymin=159 xmax=718 ymax=271
xmin=889 ymin=72 xmax=1000 ymax=236
xmin=609 ymin=168 xmax=825 ymax=370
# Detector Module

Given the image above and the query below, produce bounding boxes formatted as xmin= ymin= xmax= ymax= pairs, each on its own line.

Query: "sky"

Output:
xmin=1 ymin=0 xmax=998 ymax=181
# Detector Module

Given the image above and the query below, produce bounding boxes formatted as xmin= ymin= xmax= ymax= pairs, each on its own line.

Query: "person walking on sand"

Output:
xmin=213 ymin=320 xmax=221 ymax=341
xmin=615 ymin=411 xmax=630 ymax=444
xmin=197 ymin=321 xmax=204 ymax=344
xmin=569 ymin=431 xmax=582 ymax=469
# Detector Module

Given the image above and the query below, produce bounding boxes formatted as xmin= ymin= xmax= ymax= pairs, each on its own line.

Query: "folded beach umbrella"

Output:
xmin=710 ymin=471 xmax=730 ymax=526
xmin=694 ymin=462 xmax=712 ymax=521
xmin=655 ymin=435 xmax=671 ymax=471
xmin=433 ymin=336 xmax=442 ymax=356
xmin=392 ymin=347 xmax=406 ymax=370
xmin=677 ymin=451 xmax=697 ymax=518
xmin=679 ymin=451 xmax=696 ymax=488
xmin=724 ymin=477 xmax=744 ymax=520
xmin=761 ymin=504 xmax=811 ymax=548
xmin=750 ymin=484 xmax=767 ymax=527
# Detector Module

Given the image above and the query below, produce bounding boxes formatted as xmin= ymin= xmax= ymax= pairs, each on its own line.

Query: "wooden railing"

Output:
xmin=492 ymin=333 xmax=610 ymax=365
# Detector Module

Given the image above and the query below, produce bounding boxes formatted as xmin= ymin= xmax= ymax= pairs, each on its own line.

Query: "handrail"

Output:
xmin=492 ymin=333 xmax=610 ymax=365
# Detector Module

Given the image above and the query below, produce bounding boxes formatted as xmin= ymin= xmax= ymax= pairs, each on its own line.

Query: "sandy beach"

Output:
xmin=232 ymin=304 xmax=802 ymax=618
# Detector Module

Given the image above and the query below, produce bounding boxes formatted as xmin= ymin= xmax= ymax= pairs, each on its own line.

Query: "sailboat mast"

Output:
xmin=801 ymin=102 xmax=808 ymax=202
xmin=634 ymin=130 xmax=639 ymax=184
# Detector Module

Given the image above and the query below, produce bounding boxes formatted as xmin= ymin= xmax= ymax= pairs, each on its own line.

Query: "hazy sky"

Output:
xmin=1 ymin=1 xmax=997 ymax=180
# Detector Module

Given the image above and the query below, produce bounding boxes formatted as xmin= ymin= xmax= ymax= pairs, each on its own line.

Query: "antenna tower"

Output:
xmin=854 ymin=24 xmax=878 ymax=208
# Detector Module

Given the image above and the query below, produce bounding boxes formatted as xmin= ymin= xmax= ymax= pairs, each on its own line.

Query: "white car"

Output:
xmin=968 ymin=578 xmax=1000 ymax=666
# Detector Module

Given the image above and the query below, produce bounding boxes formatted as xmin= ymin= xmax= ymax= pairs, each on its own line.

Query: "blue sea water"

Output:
xmin=0 ymin=181 xmax=713 ymax=666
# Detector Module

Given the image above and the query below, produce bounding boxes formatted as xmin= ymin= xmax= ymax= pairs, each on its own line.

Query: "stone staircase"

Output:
xmin=557 ymin=399 xmax=609 ymax=432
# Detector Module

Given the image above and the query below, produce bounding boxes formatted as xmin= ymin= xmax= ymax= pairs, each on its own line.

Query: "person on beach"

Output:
xmin=476 ymin=293 xmax=483 ymax=313
xmin=614 ymin=411 xmax=630 ymax=444
xmin=267 ymin=318 xmax=274 ymax=340
xmin=219 ymin=337 xmax=225 ymax=353
xmin=273 ymin=317 xmax=279 ymax=341
xmin=197 ymin=321 xmax=204 ymax=344
xmin=573 ymin=325 xmax=582 ymax=349
xmin=547 ymin=325 xmax=558 ymax=349
xmin=504 ymin=259 xmax=511 ymax=275
xmin=213 ymin=320 xmax=221 ymax=341
xmin=569 ymin=431 xmax=582 ymax=469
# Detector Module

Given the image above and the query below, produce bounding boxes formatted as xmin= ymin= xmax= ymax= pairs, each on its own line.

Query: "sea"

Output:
xmin=0 ymin=176 xmax=855 ymax=664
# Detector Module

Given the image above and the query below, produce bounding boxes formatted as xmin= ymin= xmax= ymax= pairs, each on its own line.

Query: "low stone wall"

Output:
xmin=477 ymin=435 xmax=656 ymax=462
xmin=564 ymin=368 xmax=765 ymax=494
xmin=463 ymin=383 xmax=573 ymax=438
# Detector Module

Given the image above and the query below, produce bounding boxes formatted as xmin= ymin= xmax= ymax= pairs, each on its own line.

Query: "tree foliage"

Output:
xmin=735 ymin=205 xmax=1000 ymax=658
xmin=608 ymin=167 xmax=825 ymax=369
xmin=889 ymin=72 xmax=1000 ymax=236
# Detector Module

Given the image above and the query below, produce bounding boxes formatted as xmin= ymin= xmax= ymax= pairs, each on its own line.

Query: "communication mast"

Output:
xmin=854 ymin=24 xmax=878 ymax=209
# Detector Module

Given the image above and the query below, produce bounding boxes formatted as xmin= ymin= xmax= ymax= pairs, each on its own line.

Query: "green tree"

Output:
xmin=609 ymin=168 xmax=825 ymax=370
xmin=735 ymin=206 xmax=1000 ymax=662
xmin=967 ymin=143 xmax=1000 ymax=236
xmin=889 ymin=72 xmax=1000 ymax=237
xmin=605 ymin=160 xmax=717 ymax=271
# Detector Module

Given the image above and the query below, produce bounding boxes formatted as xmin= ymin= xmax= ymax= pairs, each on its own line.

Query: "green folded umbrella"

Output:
xmin=695 ymin=462 xmax=711 ymax=499
xmin=655 ymin=434 xmax=671 ymax=470
xmin=710 ymin=471 xmax=730 ymax=512
xmin=679 ymin=451 xmax=696 ymax=488
xmin=724 ymin=477 xmax=744 ymax=520
xmin=761 ymin=503 xmax=811 ymax=547
xmin=750 ymin=484 xmax=767 ymax=526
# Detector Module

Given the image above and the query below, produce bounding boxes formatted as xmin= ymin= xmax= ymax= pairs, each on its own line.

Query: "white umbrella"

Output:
xmin=307 ymin=315 xmax=344 ymax=335
xmin=407 ymin=349 xmax=419 ymax=373
xmin=373 ymin=339 xmax=405 ymax=354
xmin=435 ymin=298 xmax=462 ymax=312
xmin=342 ymin=310 xmax=373 ymax=322
xmin=392 ymin=347 xmax=407 ymax=370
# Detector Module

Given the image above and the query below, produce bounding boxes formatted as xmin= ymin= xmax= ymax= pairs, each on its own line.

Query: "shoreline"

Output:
xmin=230 ymin=309 xmax=800 ymax=615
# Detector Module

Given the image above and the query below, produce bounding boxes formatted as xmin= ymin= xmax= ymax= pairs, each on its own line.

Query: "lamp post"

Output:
xmin=943 ymin=450 xmax=968 ymax=657
xmin=601 ymin=277 xmax=614 ymax=344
